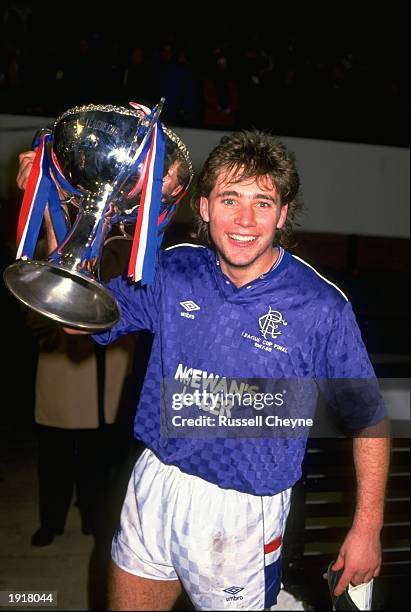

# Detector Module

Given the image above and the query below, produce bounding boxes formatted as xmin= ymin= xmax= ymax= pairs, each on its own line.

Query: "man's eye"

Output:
xmin=257 ymin=201 xmax=271 ymax=208
xmin=223 ymin=199 xmax=235 ymax=206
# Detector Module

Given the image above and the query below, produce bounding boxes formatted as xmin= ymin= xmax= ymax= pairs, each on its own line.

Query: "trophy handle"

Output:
xmin=32 ymin=127 xmax=53 ymax=150
xmin=104 ymin=222 xmax=133 ymax=246
xmin=115 ymin=98 xmax=165 ymax=194
xmin=149 ymin=98 xmax=165 ymax=126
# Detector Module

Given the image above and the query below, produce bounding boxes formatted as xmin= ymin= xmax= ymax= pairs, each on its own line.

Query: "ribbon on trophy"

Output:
xmin=16 ymin=133 xmax=69 ymax=260
xmin=15 ymin=102 xmax=168 ymax=286
xmin=126 ymin=101 xmax=165 ymax=284
xmin=127 ymin=114 xmax=165 ymax=284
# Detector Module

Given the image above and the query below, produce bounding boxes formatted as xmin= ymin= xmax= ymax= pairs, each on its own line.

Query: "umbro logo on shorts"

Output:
xmin=222 ymin=586 xmax=245 ymax=602
xmin=222 ymin=586 xmax=244 ymax=595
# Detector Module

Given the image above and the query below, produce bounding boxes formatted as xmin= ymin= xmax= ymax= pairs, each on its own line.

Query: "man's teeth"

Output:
xmin=228 ymin=234 xmax=257 ymax=242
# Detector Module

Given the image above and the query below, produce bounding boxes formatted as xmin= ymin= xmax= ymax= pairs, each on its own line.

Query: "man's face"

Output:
xmin=200 ymin=169 xmax=288 ymax=285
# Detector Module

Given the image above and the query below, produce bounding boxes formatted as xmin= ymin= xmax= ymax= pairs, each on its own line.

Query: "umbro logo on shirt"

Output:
xmin=179 ymin=300 xmax=200 ymax=319
xmin=180 ymin=300 xmax=200 ymax=312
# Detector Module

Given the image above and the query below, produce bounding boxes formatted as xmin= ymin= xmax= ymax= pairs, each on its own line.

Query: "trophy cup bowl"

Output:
xmin=3 ymin=103 xmax=193 ymax=330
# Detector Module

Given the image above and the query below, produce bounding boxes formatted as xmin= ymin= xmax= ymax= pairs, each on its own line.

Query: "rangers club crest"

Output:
xmin=259 ymin=307 xmax=288 ymax=339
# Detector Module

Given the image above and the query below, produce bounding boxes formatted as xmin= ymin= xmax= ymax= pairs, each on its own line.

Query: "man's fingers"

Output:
xmin=350 ymin=571 xmax=370 ymax=586
xmin=16 ymin=151 xmax=36 ymax=190
xmin=18 ymin=151 xmax=36 ymax=162
xmin=362 ymin=571 xmax=375 ymax=584
xmin=373 ymin=563 xmax=381 ymax=577
xmin=334 ymin=569 xmax=352 ymax=596
xmin=63 ymin=327 xmax=91 ymax=335
xmin=16 ymin=169 xmax=31 ymax=190
xmin=335 ymin=567 xmax=376 ymax=596
xmin=331 ymin=554 xmax=344 ymax=572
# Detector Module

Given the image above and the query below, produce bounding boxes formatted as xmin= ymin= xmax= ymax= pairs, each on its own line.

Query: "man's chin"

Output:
xmin=219 ymin=251 xmax=260 ymax=270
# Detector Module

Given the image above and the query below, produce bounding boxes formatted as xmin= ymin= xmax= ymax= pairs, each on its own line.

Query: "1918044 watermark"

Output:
xmin=0 ymin=591 xmax=57 ymax=607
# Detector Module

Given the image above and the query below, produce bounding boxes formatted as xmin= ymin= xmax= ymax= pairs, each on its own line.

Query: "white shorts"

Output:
xmin=112 ymin=449 xmax=291 ymax=611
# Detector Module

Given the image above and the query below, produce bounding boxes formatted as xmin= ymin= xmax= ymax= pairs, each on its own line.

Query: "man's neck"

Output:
xmin=218 ymin=248 xmax=280 ymax=288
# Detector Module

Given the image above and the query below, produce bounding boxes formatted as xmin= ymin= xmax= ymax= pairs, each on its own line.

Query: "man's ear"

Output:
xmin=199 ymin=196 xmax=210 ymax=222
xmin=277 ymin=203 xmax=288 ymax=229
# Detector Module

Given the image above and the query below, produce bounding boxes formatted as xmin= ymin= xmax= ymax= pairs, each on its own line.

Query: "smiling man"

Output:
xmin=91 ymin=131 xmax=388 ymax=611
xmin=18 ymin=130 xmax=389 ymax=610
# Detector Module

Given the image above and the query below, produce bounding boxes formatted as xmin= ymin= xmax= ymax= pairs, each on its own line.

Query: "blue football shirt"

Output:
xmin=93 ymin=245 xmax=385 ymax=495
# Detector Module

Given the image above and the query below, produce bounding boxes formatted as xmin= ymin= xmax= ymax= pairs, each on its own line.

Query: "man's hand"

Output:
xmin=17 ymin=149 xmax=68 ymax=199
xmin=63 ymin=327 xmax=92 ymax=335
xmin=330 ymin=434 xmax=390 ymax=597
xmin=17 ymin=150 xmax=36 ymax=191
xmin=332 ymin=525 xmax=381 ymax=596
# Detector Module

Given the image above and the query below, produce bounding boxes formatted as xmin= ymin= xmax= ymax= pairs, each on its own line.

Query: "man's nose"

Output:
xmin=234 ymin=204 xmax=257 ymax=227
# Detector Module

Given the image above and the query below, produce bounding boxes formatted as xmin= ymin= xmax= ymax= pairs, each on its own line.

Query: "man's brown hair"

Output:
xmin=191 ymin=130 xmax=303 ymax=248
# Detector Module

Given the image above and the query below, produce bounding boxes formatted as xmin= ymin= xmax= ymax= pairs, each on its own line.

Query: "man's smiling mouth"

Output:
xmin=227 ymin=233 xmax=258 ymax=243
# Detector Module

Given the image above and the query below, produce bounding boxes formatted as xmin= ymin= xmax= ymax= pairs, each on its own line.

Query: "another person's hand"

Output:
xmin=332 ymin=526 xmax=381 ymax=596
xmin=17 ymin=150 xmax=36 ymax=191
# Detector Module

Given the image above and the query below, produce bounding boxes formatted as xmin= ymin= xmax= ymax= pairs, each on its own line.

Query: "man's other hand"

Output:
xmin=332 ymin=526 xmax=381 ymax=596
xmin=17 ymin=150 xmax=36 ymax=191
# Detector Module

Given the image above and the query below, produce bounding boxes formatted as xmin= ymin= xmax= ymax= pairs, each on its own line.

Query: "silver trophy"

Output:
xmin=3 ymin=103 xmax=193 ymax=330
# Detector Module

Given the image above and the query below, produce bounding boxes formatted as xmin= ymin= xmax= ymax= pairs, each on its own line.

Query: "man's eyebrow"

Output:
xmin=217 ymin=190 xmax=278 ymax=203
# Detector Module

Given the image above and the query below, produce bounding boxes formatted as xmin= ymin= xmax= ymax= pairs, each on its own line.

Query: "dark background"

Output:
xmin=0 ymin=2 xmax=409 ymax=610
xmin=1 ymin=1 xmax=409 ymax=146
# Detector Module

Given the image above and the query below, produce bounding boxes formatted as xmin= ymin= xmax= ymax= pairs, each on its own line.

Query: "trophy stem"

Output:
xmin=50 ymin=189 xmax=113 ymax=279
xmin=3 ymin=188 xmax=120 ymax=330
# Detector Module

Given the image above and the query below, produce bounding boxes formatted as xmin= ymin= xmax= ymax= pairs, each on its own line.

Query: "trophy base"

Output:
xmin=4 ymin=260 xmax=120 ymax=331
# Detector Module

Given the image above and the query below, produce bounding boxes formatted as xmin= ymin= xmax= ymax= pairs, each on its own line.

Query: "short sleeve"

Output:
xmin=316 ymin=302 xmax=387 ymax=431
xmin=92 ymin=267 xmax=161 ymax=346
xmin=324 ymin=302 xmax=375 ymax=378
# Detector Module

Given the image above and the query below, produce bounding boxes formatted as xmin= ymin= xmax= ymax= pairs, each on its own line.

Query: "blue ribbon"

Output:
xmin=140 ymin=123 xmax=166 ymax=285
xmin=21 ymin=134 xmax=68 ymax=258
xmin=88 ymin=115 xmax=157 ymax=261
